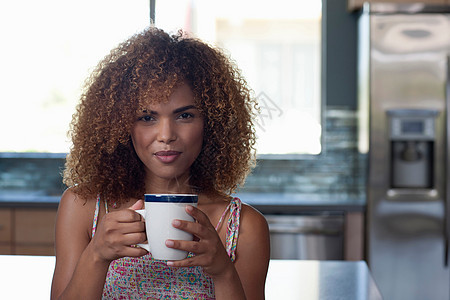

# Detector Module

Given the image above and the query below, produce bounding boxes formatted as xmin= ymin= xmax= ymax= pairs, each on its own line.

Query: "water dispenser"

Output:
xmin=388 ymin=109 xmax=438 ymax=189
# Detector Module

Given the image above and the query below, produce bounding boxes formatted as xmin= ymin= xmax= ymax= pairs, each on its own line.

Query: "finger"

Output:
xmin=165 ymin=239 xmax=203 ymax=254
xmin=166 ymin=256 xmax=197 ymax=268
xmin=117 ymin=220 xmax=146 ymax=235
xmin=184 ymin=206 xmax=217 ymax=235
xmin=123 ymin=245 xmax=149 ymax=257
xmin=122 ymin=232 xmax=147 ymax=246
xmin=129 ymin=199 xmax=144 ymax=210
xmin=172 ymin=219 xmax=211 ymax=239
xmin=185 ymin=205 xmax=211 ymax=226
xmin=113 ymin=209 xmax=144 ymax=223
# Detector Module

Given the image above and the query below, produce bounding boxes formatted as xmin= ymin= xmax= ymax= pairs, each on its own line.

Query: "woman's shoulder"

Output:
xmin=239 ymin=201 xmax=269 ymax=231
xmin=234 ymin=200 xmax=270 ymax=266
xmin=59 ymin=188 xmax=96 ymax=211
xmin=56 ymin=188 xmax=97 ymax=233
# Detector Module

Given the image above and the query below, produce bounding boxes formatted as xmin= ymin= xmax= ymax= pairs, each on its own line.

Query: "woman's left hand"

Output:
xmin=165 ymin=205 xmax=232 ymax=277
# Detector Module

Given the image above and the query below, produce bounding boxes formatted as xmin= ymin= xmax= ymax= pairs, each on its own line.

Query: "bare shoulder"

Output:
xmin=237 ymin=202 xmax=270 ymax=258
xmin=56 ymin=188 xmax=96 ymax=239
xmin=58 ymin=188 xmax=94 ymax=216
xmin=234 ymin=202 xmax=270 ymax=299
xmin=59 ymin=188 xmax=88 ymax=207
xmin=239 ymin=202 xmax=269 ymax=235
xmin=51 ymin=189 xmax=97 ymax=298
xmin=54 ymin=188 xmax=96 ymax=271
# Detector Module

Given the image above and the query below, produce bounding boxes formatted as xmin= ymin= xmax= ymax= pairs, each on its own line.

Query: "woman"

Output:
xmin=51 ymin=27 xmax=270 ymax=299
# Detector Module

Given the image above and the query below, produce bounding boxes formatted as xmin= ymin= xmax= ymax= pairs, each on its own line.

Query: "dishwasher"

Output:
xmin=265 ymin=213 xmax=345 ymax=260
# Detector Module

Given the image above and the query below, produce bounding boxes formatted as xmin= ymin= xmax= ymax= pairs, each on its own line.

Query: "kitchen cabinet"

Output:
xmin=348 ymin=0 xmax=449 ymax=11
xmin=0 ymin=207 xmax=57 ymax=255
xmin=344 ymin=211 xmax=364 ymax=260
xmin=0 ymin=209 xmax=12 ymax=254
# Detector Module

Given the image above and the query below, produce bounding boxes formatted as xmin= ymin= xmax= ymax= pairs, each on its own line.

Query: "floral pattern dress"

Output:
xmin=91 ymin=196 xmax=242 ymax=299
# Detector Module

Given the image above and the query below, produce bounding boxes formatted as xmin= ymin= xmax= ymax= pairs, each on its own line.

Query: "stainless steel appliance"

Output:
xmin=266 ymin=214 xmax=344 ymax=260
xmin=358 ymin=3 xmax=450 ymax=299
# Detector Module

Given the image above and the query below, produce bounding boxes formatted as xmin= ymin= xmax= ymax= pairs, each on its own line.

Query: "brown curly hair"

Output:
xmin=63 ymin=27 xmax=257 ymax=205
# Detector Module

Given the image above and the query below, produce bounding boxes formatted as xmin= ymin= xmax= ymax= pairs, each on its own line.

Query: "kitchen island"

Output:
xmin=0 ymin=255 xmax=382 ymax=299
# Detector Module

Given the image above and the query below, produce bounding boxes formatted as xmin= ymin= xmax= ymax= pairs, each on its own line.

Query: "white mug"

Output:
xmin=136 ymin=194 xmax=198 ymax=260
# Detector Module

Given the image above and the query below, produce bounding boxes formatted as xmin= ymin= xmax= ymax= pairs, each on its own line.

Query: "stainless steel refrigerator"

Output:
xmin=357 ymin=3 xmax=450 ymax=299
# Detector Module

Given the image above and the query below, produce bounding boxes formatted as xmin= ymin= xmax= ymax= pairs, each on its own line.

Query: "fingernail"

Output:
xmin=166 ymin=261 xmax=174 ymax=266
xmin=172 ymin=219 xmax=181 ymax=227
xmin=165 ymin=240 xmax=175 ymax=247
xmin=186 ymin=205 xmax=193 ymax=212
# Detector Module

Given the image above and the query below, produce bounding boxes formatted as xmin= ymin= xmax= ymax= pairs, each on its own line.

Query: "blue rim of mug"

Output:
xmin=144 ymin=194 xmax=198 ymax=203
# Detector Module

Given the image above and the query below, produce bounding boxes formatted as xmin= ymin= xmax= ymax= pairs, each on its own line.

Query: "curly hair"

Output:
xmin=63 ymin=27 xmax=257 ymax=205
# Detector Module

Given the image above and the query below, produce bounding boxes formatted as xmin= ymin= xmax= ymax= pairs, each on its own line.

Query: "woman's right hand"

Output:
xmin=90 ymin=200 xmax=148 ymax=262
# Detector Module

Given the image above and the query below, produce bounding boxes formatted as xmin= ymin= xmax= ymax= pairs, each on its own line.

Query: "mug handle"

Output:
xmin=135 ymin=209 xmax=150 ymax=252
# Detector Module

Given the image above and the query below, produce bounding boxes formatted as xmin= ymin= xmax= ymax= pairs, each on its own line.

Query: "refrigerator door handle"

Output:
xmin=445 ymin=54 xmax=450 ymax=267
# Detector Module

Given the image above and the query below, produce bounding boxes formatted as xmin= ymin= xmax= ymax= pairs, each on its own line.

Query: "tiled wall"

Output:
xmin=240 ymin=106 xmax=366 ymax=198
xmin=0 ymin=153 xmax=66 ymax=196
xmin=0 ymin=106 xmax=366 ymax=201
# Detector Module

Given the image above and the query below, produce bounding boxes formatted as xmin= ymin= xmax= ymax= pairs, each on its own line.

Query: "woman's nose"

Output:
xmin=157 ymin=118 xmax=177 ymax=143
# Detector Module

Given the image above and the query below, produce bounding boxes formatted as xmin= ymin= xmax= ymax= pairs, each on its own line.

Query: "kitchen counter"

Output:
xmin=237 ymin=192 xmax=365 ymax=214
xmin=0 ymin=191 xmax=365 ymax=212
xmin=0 ymin=192 xmax=60 ymax=208
xmin=0 ymin=255 xmax=382 ymax=299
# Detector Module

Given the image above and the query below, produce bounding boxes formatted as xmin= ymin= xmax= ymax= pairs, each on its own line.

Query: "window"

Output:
xmin=1 ymin=0 xmax=322 ymax=156
xmin=0 ymin=0 xmax=150 ymax=152
xmin=155 ymin=0 xmax=322 ymax=155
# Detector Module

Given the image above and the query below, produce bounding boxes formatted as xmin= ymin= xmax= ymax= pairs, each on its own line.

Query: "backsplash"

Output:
xmin=0 ymin=153 xmax=66 ymax=197
xmin=0 ymin=106 xmax=366 ymax=201
xmin=240 ymin=106 xmax=366 ymax=198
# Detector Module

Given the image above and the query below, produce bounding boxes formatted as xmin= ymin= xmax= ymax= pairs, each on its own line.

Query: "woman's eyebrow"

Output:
xmin=141 ymin=105 xmax=196 ymax=115
xmin=173 ymin=105 xmax=196 ymax=114
xmin=141 ymin=109 xmax=157 ymax=114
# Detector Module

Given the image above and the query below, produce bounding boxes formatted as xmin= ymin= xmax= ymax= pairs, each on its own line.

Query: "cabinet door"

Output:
xmin=348 ymin=0 xmax=448 ymax=11
xmin=0 ymin=209 xmax=12 ymax=254
xmin=344 ymin=212 xmax=364 ymax=260
xmin=15 ymin=208 xmax=57 ymax=256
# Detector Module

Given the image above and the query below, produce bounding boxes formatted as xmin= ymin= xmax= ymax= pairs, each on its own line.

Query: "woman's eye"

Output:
xmin=178 ymin=112 xmax=194 ymax=120
xmin=138 ymin=115 xmax=155 ymax=122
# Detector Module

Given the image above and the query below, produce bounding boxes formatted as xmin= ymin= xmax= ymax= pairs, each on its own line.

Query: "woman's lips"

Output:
xmin=154 ymin=151 xmax=181 ymax=163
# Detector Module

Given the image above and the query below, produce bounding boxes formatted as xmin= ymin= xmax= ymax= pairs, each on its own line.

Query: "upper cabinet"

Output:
xmin=348 ymin=0 xmax=450 ymax=11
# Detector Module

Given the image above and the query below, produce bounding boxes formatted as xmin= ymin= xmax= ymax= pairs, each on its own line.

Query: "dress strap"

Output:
xmin=215 ymin=197 xmax=241 ymax=262
xmin=215 ymin=202 xmax=231 ymax=231
xmin=92 ymin=195 xmax=108 ymax=238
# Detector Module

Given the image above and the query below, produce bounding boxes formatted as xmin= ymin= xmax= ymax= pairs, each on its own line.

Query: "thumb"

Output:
xmin=129 ymin=199 xmax=144 ymax=210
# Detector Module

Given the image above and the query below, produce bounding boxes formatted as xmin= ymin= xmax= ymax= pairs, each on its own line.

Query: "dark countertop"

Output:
xmin=237 ymin=192 xmax=366 ymax=214
xmin=0 ymin=191 xmax=60 ymax=208
xmin=0 ymin=191 xmax=365 ymax=213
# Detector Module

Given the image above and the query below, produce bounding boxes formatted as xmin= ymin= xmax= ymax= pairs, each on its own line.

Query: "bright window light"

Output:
xmin=0 ymin=0 xmax=150 ymax=152
xmin=0 ymin=0 xmax=321 ymax=156
xmin=156 ymin=0 xmax=322 ymax=155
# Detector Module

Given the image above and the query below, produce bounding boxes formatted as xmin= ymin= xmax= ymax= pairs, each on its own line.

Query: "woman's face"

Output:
xmin=131 ymin=83 xmax=204 ymax=191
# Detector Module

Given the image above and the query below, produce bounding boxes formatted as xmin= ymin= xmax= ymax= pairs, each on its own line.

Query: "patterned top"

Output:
xmin=91 ymin=196 xmax=242 ymax=299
